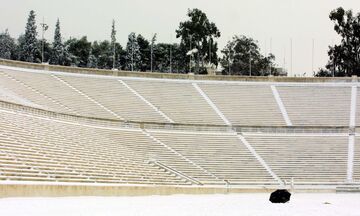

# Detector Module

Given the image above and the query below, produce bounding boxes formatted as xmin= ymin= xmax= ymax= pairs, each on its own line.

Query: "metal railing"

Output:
xmin=148 ymin=160 xmax=202 ymax=185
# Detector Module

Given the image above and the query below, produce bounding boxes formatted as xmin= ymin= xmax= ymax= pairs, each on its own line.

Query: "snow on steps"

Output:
xmin=336 ymin=185 xmax=360 ymax=193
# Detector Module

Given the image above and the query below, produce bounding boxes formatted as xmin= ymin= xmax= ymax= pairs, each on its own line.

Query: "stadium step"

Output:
xmin=336 ymin=186 xmax=360 ymax=193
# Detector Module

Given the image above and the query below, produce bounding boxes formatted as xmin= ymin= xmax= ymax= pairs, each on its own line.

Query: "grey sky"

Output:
xmin=1 ymin=0 xmax=359 ymax=76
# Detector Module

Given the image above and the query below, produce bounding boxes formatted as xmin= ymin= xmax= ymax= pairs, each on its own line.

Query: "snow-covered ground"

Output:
xmin=0 ymin=193 xmax=359 ymax=216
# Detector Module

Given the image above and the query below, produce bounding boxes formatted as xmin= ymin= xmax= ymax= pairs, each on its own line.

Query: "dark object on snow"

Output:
xmin=269 ymin=189 xmax=291 ymax=203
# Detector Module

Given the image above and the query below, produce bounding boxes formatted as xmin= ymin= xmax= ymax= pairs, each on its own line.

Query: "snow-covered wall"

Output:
xmin=0 ymin=58 xmax=356 ymax=83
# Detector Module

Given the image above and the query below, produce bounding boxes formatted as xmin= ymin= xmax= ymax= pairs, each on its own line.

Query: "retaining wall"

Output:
xmin=0 ymin=58 xmax=356 ymax=83
xmin=0 ymin=183 xmax=337 ymax=197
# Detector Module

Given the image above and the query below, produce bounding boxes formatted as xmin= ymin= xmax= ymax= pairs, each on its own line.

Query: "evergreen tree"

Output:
xmin=114 ymin=42 xmax=126 ymax=69
xmin=65 ymin=36 xmax=91 ymax=67
xmin=150 ymin=34 xmax=157 ymax=72
xmin=64 ymin=38 xmax=79 ymax=66
xmin=110 ymin=20 xmax=116 ymax=69
xmin=0 ymin=29 xmax=16 ymax=59
xmin=15 ymin=34 xmax=25 ymax=60
xmin=50 ymin=19 xmax=66 ymax=65
xmin=20 ymin=10 xmax=39 ymax=62
xmin=91 ymin=40 xmax=112 ymax=69
xmin=87 ymin=50 xmax=98 ymax=68
xmin=169 ymin=43 xmax=185 ymax=73
xmin=137 ymin=34 xmax=150 ymax=71
xmin=153 ymin=43 xmax=170 ymax=72
xmin=125 ymin=32 xmax=141 ymax=71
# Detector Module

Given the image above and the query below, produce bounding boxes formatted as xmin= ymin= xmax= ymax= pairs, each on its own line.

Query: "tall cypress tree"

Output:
xmin=110 ymin=20 xmax=116 ymax=69
xmin=20 ymin=10 xmax=39 ymax=62
xmin=50 ymin=18 xmax=65 ymax=65
xmin=125 ymin=32 xmax=141 ymax=71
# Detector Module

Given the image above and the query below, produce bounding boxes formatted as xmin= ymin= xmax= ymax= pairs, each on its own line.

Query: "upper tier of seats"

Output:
xmin=0 ymin=65 xmax=357 ymax=127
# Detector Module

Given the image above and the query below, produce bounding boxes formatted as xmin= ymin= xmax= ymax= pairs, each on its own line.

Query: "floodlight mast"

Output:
xmin=290 ymin=38 xmax=293 ymax=77
xmin=209 ymin=36 xmax=211 ymax=66
xmin=228 ymin=41 xmax=230 ymax=76
xmin=283 ymin=46 xmax=286 ymax=76
xmin=228 ymin=51 xmax=230 ymax=75
xmin=170 ymin=34 xmax=172 ymax=73
xmin=112 ymin=41 xmax=116 ymax=69
xmin=151 ymin=33 xmax=155 ymax=72
xmin=249 ymin=51 xmax=252 ymax=76
xmin=312 ymin=38 xmax=314 ymax=73
xmin=40 ymin=17 xmax=48 ymax=63
xmin=228 ymin=39 xmax=235 ymax=76
xmin=332 ymin=38 xmax=335 ymax=77
xmin=131 ymin=42 xmax=134 ymax=72
xmin=170 ymin=46 xmax=172 ymax=73
xmin=189 ymin=34 xmax=192 ymax=73
xmin=151 ymin=42 xmax=153 ymax=72
xmin=112 ymin=20 xmax=116 ymax=70
xmin=270 ymin=37 xmax=272 ymax=76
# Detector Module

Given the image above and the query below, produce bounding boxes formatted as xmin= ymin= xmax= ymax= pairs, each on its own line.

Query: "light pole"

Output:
xmin=131 ymin=42 xmax=134 ymax=72
xmin=228 ymin=43 xmax=231 ymax=75
xmin=170 ymin=34 xmax=172 ymax=73
xmin=209 ymin=37 xmax=212 ymax=66
xmin=249 ymin=50 xmax=252 ymax=76
xmin=111 ymin=20 xmax=116 ymax=70
xmin=169 ymin=45 xmax=172 ymax=73
xmin=311 ymin=38 xmax=314 ymax=73
xmin=189 ymin=34 xmax=192 ymax=73
xmin=112 ymin=42 xmax=116 ymax=69
xmin=270 ymin=37 xmax=272 ymax=76
xmin=332 ymin=38 xmax=335 ymax=77
xmin=151 ymin=43 xmax=153 ymax=72
xmin=333 ymin=57 xmax=336 ymax=77
xmin=228 ymin=52 xmax=230 ymax=75
xmin=228 ymin=41 xmax=235 ymax=76
xmin=290 ymin=38 xmax=293 ymax=77
xmin=151 ymin=33 xmax=156 ymax=72
xmin=40 ymin=17 xmax=48 ymax=63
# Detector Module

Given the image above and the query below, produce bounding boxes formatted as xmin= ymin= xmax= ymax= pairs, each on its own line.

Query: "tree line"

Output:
xmin=1 ymin=8 xmax=287 ymax=76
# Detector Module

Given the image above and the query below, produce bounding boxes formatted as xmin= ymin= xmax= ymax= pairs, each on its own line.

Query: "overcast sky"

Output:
xmin=1 ymin=0 xmax=359 ymax=76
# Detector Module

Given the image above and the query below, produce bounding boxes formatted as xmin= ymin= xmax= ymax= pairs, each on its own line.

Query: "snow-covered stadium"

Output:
xmin=0 ymin=59 xmax=360 ymax=215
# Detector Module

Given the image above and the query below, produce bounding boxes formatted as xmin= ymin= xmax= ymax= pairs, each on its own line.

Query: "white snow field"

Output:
xmin=0 ymin=193 xmax=359 ymax=216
